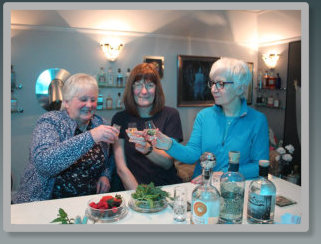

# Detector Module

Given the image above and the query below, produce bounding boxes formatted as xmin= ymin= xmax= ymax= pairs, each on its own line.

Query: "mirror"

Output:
xmin=35 ymin=68 xmax=70 ymax=111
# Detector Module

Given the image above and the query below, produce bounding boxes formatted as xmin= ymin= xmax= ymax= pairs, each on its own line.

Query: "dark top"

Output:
xmin=52 ymin=122 xmax=106 ymax=199
xmin=111 ymin=106 xmax=183 ymax=187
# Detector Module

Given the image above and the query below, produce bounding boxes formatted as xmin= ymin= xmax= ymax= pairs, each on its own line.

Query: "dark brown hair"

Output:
xmin=123 ymin=63 xmax=165 ymax=117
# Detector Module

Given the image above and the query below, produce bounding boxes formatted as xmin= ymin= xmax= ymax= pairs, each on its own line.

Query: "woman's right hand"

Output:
xmin=90 ymin=125 xmax=119 ymax=144
xmin=152 ymin=129 xmax=173 ymax=150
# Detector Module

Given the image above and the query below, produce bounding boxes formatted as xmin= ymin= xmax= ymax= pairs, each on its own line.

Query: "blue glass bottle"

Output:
xmin=247 ymin=160 xmax=276 ymax=224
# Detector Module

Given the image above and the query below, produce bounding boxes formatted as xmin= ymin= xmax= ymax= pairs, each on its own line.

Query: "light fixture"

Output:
xmin=262 ymin=50 xmax=280 ymax=69
xmin=100 ymin=41 xmax=124 ymax=62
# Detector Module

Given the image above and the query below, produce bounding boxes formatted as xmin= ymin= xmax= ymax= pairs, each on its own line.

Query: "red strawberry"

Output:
xmin=111 ymin=207 xmax=118 ymax=213
xmin=101 ymin=196 xmax=113 ymax=201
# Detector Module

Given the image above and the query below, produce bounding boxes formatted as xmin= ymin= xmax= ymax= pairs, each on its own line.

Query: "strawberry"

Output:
xmin=111 ymin=207 xmax=118 ymax=213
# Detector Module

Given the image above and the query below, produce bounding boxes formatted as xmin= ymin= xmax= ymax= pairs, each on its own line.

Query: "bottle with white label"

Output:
xmin=96 ymin=67 xmax=106 ymax=85
xmin=247 ymin=160 xmax=276 ymax=224
xmin=191 ymin=152 xmax=220 ymax=224
xmin=106 ymin=95 xmax=113 ymax=110
xmin=116 ymin=92 xmax=123 ymax=109
xmin=107 ymin=67 xmax=114 ymax=86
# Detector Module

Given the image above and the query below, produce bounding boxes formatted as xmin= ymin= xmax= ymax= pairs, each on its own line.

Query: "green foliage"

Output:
xmin=131 ymin=182 xmax=169 ymax=208
xmin=51 ymin=208 xmax=74 ymax=224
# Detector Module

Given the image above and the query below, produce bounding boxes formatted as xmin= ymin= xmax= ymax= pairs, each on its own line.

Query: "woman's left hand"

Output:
xmin=96 ymin=176 xmax=111 ymax=193
xmin=127 ymin=130 xmax=151 ymax=154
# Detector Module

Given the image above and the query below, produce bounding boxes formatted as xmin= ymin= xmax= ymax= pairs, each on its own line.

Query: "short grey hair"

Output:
xmin=209 ymin=57 xmax=252 ymax=98
xmin=61 ymin=73 xmax=98 ymax=110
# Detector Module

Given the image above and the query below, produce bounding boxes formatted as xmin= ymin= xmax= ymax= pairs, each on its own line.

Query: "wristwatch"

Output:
xmin=144 ymin=143 xmax=153 ymax=156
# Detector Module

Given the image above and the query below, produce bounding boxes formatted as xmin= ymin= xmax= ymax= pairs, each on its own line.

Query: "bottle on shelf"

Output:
xmin=116 ymin=92 xmax=123 ymax=109
xmin=267 ymin=95 xmax=274 ymax=107
xmin=106 ymin=94 xmax=113 ymax=110
xmin=125 ymin=68 xmax=131 ymax=87
xmin=219 ymin=151 xmax=245 ymax=224
xmin=107 ymin=67 xmax=114 ymax=86
xmin=257 ymin=71 xmax=263 ymax=89
xmin=247 ymin=160 xmax=276 ymax=224
xmin=116 ymin=68 xmax=124 ymax=87
xmin=263 ymin=71 xmax=269 ymax=89
xmin=97 ymin=94 xmax=104 ymax=110
xmin=11 ymin=94 xmax=17 ymax=112
xmin=276 ymin=73 xmax=282 ymax=89
xmin=191 ymin=152 xmax=220 ymax=224
xmin=268 ymin=70 xmax=276 ymax=89
xmin=273 ymin=93 xmax=280 ymax=108
xmin=97 ymin=67 xmax=106 ymax=84
xmin=261 ymin=92 xmax=266 ymax=105
xmin=256 ymin=91 xmax=262 ymax=105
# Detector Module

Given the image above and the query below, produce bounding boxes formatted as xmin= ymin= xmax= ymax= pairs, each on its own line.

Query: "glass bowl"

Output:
xmin=86 ymin=196 xmax=128 ymax=223
xmin=129 ymin=197 xmax=168 ymax=213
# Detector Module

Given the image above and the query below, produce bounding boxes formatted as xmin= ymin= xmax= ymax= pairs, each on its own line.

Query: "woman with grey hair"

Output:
xmin=13 ymin=73 xmax=119 ymax=203
xmin=153 ymin=57 xmax=269 ymax=180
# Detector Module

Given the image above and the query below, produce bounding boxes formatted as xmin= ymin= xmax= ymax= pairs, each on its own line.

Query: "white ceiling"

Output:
xmin=11 ymin=10 xmax=300 ymax=44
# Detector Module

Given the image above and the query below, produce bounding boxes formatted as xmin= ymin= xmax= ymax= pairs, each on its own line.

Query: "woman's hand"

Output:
xmin=96 ymin=176 xmax=111 ymax=193
xmin=191 ymin=171 xmax=224 ymax=184
xmin=90 ymin=125 xmax=119 ymax=144
xmin=126 ymin=130 xmax=152 ymax=154
xmin=152 ymin=129 xmax=173 ymax=150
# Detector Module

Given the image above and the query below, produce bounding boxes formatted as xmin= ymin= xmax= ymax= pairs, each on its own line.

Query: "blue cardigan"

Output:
xmin=12 ymin=110 xmax=114 ymax=203
xmin=167 ymin=99 xmax=269 ymax=179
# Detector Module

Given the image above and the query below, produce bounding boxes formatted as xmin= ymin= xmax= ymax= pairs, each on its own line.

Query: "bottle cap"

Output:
xmin=228 ymin=151 xmax=240 ymax=164
xmin=200 ymin=152 xmax=216 ymax=169
xmin=259 ymin=160 xmax=270 ymax=167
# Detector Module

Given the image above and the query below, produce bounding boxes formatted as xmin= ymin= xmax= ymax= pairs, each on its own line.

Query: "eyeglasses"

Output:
xmin=132 ymin=81 xmax=156 ymax=91
xmin=207 ymin=80 xmax=234 ymax=90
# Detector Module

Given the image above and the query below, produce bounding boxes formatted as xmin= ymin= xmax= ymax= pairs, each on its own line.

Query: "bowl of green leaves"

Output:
xmin=129 ymin=182 xmax=169 ymax=213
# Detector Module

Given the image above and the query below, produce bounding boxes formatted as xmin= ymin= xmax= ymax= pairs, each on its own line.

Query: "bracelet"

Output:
xmin=144 ymin=143 xmax=153 ymax=156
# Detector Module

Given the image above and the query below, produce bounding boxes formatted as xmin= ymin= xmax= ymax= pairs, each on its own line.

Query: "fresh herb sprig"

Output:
xmin=131 ymin=182 xmax=169 ymax=208
xmin=51 ymin=208 xmax=74 ymax=224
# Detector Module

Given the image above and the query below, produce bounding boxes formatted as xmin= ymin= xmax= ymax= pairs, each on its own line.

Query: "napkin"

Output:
xmin=74 ymin=215 xmax=88 ymax=224
xmin=277 ymin=213 xmax=301 ymax=224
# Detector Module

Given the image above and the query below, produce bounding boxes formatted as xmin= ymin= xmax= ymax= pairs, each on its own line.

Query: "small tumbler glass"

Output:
xmin=112 ymin=124 xmax=121 ymax=136
xmin=173 ymin=186 xmax=187 ymax=222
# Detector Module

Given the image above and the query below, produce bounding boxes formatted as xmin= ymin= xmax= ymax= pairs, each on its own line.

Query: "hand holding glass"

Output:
xmin=144 ymin=120 xmax=157 ymax=142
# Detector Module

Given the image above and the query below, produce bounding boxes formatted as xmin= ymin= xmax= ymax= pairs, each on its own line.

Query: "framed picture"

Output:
xmin=246 ymin=62 xmax=254 ymax=105
xmin=177 ymin=55 xmax=219 ymax=107
xmin=143 ymin=56 xmax=164 ymax=79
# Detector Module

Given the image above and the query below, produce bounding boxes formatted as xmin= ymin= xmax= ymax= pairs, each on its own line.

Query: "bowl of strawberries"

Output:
xmin=86 ymin=194 xmax=128 ymax=223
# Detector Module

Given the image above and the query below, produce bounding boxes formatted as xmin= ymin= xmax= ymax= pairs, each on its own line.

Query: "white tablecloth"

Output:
xmin=11 ymin=175 xmax=301 ymax=225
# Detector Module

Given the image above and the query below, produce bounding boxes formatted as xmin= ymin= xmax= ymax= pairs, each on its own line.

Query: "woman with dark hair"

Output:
xmin=111 ymin=63 xmax=183 ymax=190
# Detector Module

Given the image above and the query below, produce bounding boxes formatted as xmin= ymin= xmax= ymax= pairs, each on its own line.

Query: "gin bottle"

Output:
xmin=247 ymin=160 xmax=276 ymax=224
xmin=191 ymin=152 xmax=220 ymax=224
xmin=219 ymin=151 xmax=245 ymax=224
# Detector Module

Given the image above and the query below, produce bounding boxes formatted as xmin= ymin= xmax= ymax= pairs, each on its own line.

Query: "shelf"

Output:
xmin=255 ymin=87 xmax=286 ymax=91
xmin=96 ymin=108 xmax=123 ymax=111
xmin=255 ymin=104 xmax=285 ymax=110
xmin=98 ymin=83 xmax=126 ymax=88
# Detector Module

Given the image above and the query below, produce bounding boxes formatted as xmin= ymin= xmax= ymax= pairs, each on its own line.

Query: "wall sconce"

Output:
xmin=100 ymin=42 xmax=124 ymax=62
xmin=262 ymin=50 xmax=280 ymax=69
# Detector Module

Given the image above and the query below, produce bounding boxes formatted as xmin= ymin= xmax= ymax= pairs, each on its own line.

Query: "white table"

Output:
xmin=11 ymin=175 xmax=301 ymax=225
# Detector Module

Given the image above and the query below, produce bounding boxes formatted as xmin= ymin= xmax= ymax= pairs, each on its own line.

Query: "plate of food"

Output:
xmin=129 ymin=183 xmax=169 ymax=213
xmin=86 ymin=194 xmax=128 ymax=223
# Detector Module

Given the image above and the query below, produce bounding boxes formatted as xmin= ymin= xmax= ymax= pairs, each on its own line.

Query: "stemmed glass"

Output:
xmin=144 ymin=120 xmax=157 ymax=142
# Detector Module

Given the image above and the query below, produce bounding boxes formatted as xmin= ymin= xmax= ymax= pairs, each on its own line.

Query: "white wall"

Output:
xmin=11 ymin=27 xmax=257 ymax=190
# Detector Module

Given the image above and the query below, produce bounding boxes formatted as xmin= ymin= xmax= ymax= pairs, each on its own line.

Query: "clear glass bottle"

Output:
xmin=125 ymin=68 xmax=131 ymax=86
xmin=97 ymin=67 xmax=106 ymax=84
xmin=106 ymin=94 xmax=113 ymax=110
xmin=116 ymin=92 xmax=123 ymax=109
xmin=191 ymin=152 xmax=221 ymax=224
xmin=116 ymin=68 xmax=124 ymax=87
xmin=107 ymin=67 xmax=114 ymax=86
xmin=273 ymin=93 xmax=280 ymax=108
xmin=219 ymin=151 xmax=245 ymax=224
xmin=247 ymin=160 xmax=276 ymax=224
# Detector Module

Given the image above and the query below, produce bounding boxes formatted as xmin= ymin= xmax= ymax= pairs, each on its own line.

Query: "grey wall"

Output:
xmin=11 ymin=28 xmax=257 ymax=190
